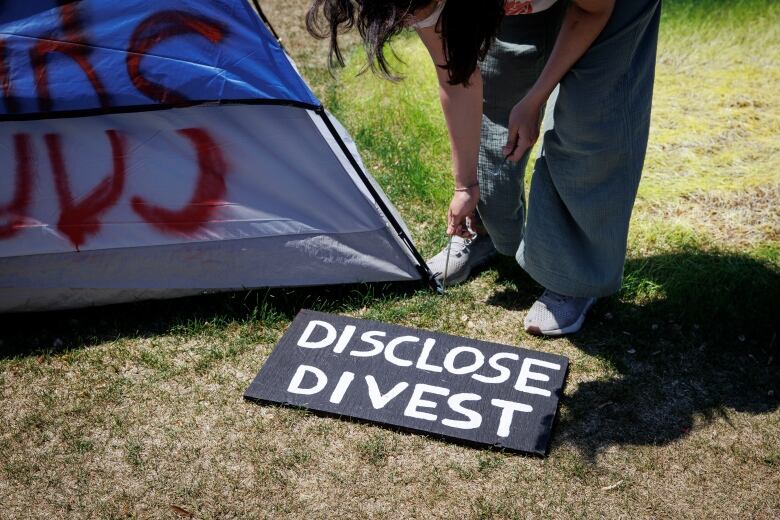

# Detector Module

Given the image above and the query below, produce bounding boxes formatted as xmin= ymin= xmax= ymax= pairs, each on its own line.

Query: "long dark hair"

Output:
xmin=306 ymin=0 xmax=505 ymax=86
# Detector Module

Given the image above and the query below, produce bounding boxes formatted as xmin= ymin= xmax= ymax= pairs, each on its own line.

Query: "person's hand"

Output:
xmin=447 ymin=186 xmax=479 ymax=237
xmin=502 ymin=95 xmax=543 ymax=162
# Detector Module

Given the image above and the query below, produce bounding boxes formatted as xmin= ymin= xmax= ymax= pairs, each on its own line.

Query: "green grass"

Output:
xmin=646 ymin=0 xmax=776 ymax=200
xmin=0 ymin=1 xmax=778 ymax=518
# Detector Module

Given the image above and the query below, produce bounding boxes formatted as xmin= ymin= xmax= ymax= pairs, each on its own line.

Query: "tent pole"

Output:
xmin=247 ymin=1 xmax=441 ymax=293
xmin=250 ymin=0 xmax=282 ymax=43
xmin=315 ymin=108 xmax=441 ymax=293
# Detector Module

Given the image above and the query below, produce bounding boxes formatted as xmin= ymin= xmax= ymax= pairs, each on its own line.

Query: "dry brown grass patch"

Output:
xmin=639 ymin=184 xmax=780 ymax=247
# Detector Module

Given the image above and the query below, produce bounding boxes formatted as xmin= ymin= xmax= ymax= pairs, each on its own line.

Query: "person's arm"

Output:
xmin=503 ymin=0 xmax=615 ymax=161
xmin=417 ymin=24 xmax=482 ymax=237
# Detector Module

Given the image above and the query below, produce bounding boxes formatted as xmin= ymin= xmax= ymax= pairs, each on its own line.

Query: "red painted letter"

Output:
xmin=131 ymin=128 xmax=228 ymax=234
xmin=29 ymin=2 xmax=110 ymax=112
xmin=45 ymin=130 xmax=127 ymax=249
xmin=0 ymin=39 xmax=19 ymax=114
xmin=127 ymin=11 xmax=226 ymax=105
xmin=0 ymin=135 xmax=34 ymax=239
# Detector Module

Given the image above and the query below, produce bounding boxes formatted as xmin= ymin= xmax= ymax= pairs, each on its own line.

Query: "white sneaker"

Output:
xmin=524 ymin=290 xmax=596 ymax=336
xmin=426 ymin=234 xmax=497 ymax=286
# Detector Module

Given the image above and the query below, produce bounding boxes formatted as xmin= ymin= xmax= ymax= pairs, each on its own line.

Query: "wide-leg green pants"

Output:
xmin=477 ymin=0 xmax=662 ymax=297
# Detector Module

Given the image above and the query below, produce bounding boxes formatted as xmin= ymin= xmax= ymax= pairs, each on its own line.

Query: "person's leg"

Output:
xmin=428 ymin=5 xmax=563 ymax=284
xmin=520 ymin=0 xmax=662 ymax=334
xmin=477 ymin=5 xmax=563 ymax=255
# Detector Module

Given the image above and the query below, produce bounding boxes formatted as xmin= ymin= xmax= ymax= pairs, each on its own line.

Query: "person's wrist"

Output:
xmin=523 ymin=85 xmax=549 ymax=108
xmin=454 ymin=181 xmax=479 ymax=193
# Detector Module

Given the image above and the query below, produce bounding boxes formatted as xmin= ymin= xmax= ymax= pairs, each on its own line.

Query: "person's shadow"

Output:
xmin=488 ymin=249 xmax=779 ymax=459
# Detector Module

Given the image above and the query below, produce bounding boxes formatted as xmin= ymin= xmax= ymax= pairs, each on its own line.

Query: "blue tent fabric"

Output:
xmin=0 ymin=0 xmax=320 ymax=115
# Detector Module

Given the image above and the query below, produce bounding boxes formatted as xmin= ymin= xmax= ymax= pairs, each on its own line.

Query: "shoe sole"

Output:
xmin=525 ymin=298 xmax=596 ymax=337
xmin=440 ymin=266 xmax=472 ymax=286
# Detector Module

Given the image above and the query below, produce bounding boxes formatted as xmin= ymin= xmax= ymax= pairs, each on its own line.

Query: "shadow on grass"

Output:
xmin=1 ymin=248 xmax=776 ymax=458
xmin=0 ymin=281 xmax=424 ymax=360
xmin=491 ymin=249 xmax=779 ymax=457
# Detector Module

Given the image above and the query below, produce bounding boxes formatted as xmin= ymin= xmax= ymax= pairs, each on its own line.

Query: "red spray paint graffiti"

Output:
xmin=127 ymin=11 xmax=226 ymax=105
xmin=1 ymin=5 xmax=231 ymax=249
xmin=131 ymin=128 xmax=228 ymax=234
xmin=45 ymin=130 xmax=127 ymax=250
xmin=0 ymin=40 xmax=19 ymax=114
xmin=0 ymin=134 xmax=34 ymax=239
xmin=29 ymin=2 xmax=111 ymax=112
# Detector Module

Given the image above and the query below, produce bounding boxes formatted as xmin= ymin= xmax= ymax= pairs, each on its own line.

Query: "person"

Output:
xmin=306 ymin=0 xmax=661 ymax=336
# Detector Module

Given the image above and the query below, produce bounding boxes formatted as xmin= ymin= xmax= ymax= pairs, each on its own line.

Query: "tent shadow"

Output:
xmin=0 ymin=281 xmax=424 ymax=360
xmin=489 ymin=250 xmax=780 ymax=458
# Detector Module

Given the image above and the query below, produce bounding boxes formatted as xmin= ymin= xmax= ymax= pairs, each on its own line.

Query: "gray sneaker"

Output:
xmin=524 ymin=290 xmax=596 ymax=336
xmin=427 ymin=234 xmax=498 ymax=286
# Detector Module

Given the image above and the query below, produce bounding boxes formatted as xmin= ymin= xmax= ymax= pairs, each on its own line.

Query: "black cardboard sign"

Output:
xmin=244 ymin=310 xmax=569 ymax=455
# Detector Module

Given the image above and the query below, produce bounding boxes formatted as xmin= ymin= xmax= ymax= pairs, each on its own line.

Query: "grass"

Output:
xmin=1 ymin=0 xmax=779 ymax=518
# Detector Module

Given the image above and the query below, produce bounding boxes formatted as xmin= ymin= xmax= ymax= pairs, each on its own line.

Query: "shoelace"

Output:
xmin=540 ymin=289 xmax=568 ymax=306
xmin=449 ymin=237 xmax=474 ymax=256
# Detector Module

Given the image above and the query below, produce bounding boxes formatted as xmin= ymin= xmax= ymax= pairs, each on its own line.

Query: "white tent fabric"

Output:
xmin=0 ymin=1 xmax=431 ymax=312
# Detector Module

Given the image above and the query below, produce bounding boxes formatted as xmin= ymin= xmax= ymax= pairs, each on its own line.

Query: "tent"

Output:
xmin=0 ymin=0 xmax=434 ymax=312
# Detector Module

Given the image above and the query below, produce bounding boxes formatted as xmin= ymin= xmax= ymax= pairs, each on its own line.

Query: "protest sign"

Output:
xmin=244 ymin=310 xmax=569 ymax=455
